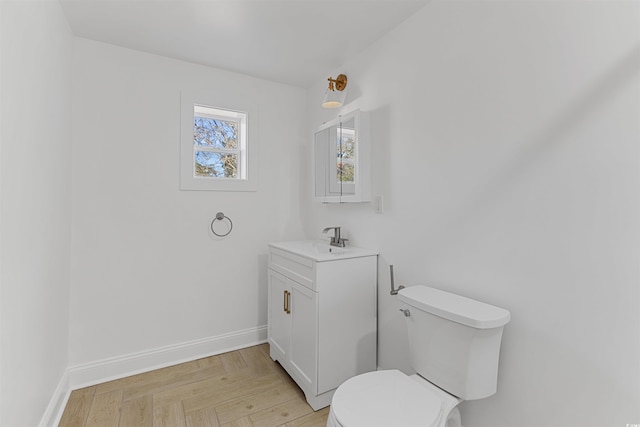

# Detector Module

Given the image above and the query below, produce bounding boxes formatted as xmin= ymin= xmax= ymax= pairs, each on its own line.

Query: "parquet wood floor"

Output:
xmin=59 ymin=343 xmax=329 ymax=427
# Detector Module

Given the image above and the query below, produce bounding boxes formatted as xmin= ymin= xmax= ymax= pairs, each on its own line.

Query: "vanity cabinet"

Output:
xmin=314 ymin=110 xmax=370 ymax=203
xmin=267 ymin=241 xmax=378 ymax=410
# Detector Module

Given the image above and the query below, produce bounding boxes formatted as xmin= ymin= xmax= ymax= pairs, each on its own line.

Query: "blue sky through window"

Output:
xmin=193 ymin=116 xmax=239 ymax=177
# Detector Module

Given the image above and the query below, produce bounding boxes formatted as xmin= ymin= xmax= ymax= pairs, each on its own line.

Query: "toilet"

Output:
xmin=327 ymin=285 xmax=510 ymax=427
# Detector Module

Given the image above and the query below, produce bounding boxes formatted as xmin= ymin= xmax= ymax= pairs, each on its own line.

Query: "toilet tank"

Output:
xmin=397 ymin=286 xmax=510 ymax=400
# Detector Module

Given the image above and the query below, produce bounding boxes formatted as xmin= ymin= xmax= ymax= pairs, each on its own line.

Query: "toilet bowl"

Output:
xmin=327 ymin=370 xmax=462 ymax=427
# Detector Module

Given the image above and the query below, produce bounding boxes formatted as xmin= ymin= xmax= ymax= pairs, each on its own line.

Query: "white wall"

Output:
xmin=69 ymin=39 xmax=307 ymax=367
xmin=1 ymin=2 xmax=637 ymax=425
xmin=304 ymin=1 xmax=640 ymax=426
xmin=0 ymin=1 xmax=73 ymax=425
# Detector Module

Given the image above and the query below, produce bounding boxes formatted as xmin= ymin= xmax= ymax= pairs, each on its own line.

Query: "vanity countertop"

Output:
xmin=268 ymin=240 xmax=378 ymax=262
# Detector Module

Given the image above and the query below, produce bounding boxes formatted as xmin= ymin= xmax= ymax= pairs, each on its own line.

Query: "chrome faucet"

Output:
xmin=322 ymin=226 xmax=348 ymax=247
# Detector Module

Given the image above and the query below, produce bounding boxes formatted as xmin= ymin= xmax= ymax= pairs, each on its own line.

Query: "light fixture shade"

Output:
xmin=322 ymin=74 xmax=348 ymax=108
xmin=322 ymin=89 xmax=344 ymax=108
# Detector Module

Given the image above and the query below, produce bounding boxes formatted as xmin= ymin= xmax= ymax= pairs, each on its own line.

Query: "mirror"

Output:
xmin=314 ymin=110 xmax=370 ymax=203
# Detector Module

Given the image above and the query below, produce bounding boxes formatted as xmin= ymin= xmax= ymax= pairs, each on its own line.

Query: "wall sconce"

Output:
xmin=322 ymin=74 xmax=348 ymax=109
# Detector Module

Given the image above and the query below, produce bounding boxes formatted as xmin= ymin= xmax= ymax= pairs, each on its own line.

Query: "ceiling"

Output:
xmin=59 ymin=0 xmax=428 ymax=88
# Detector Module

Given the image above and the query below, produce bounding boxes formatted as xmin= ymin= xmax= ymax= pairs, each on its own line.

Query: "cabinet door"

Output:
xmin=314 ymin=128 xmax=329 ymax=200
xmin=313 ymin=110 xmax=370 ymax=203
xmin=289 ymin=281 xmax=318 ymax=394
xmin=267 ymin=269 xmax=290 ymax=361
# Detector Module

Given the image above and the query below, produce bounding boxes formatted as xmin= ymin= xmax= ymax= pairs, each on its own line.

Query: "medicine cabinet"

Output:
xmin=314 ymin=110 xmax=370 ymax=203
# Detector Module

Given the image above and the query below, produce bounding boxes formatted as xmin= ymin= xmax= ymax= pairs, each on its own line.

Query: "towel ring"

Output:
xmin=211 ymin=212 xmax=233 ymax=237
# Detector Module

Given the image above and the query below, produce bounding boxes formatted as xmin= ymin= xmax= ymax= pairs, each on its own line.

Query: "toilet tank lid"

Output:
xmin=398 ymin=286 xmax=511 ymax=329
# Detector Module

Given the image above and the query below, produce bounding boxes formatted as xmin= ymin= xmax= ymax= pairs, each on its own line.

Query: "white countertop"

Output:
xmin=268 ymin=240 xmax=378 ymax=262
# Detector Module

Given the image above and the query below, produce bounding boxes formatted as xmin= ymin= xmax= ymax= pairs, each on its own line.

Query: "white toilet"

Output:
xmin=327 ymin=285 xmax=510 ymax=427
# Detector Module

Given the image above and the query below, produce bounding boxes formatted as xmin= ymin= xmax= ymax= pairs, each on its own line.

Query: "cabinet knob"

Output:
xmin=399 ymin=308 xmax=411 ymax=317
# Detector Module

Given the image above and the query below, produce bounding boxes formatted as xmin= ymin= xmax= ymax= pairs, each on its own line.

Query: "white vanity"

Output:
xmin=267 ymin=240 xmax=378 ymax=410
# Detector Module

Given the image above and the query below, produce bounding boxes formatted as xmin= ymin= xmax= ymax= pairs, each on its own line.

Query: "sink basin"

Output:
xmin=268 ymin=240 xmax=378 ymax=262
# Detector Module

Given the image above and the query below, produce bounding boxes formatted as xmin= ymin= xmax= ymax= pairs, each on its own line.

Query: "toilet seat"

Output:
xmin=329 ymin=370 xmax=462 ymax=427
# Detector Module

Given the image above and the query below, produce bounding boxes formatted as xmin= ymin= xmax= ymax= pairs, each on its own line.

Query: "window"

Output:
xmin=181 ymin=91 xmax=257 ymax=191
xmin=193 ymin=106 xmax=247 ymax=179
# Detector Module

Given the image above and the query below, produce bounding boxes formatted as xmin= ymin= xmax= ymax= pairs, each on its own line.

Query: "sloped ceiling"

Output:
xmin=60 ymin=0 xmax=428 ymax=88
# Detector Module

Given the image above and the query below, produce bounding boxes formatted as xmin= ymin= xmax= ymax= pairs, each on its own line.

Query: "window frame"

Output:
xmin=180 ymin=90 xmax=257 ymax=191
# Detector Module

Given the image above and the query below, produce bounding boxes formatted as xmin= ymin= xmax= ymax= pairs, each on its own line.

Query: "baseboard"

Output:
xmin=42 ymin=325 xmax=267 ymax=426
xmin=68 ymin=325 xmax=268 ymax=389
xmin=39 ymin=371 xmax=71 ymax=427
